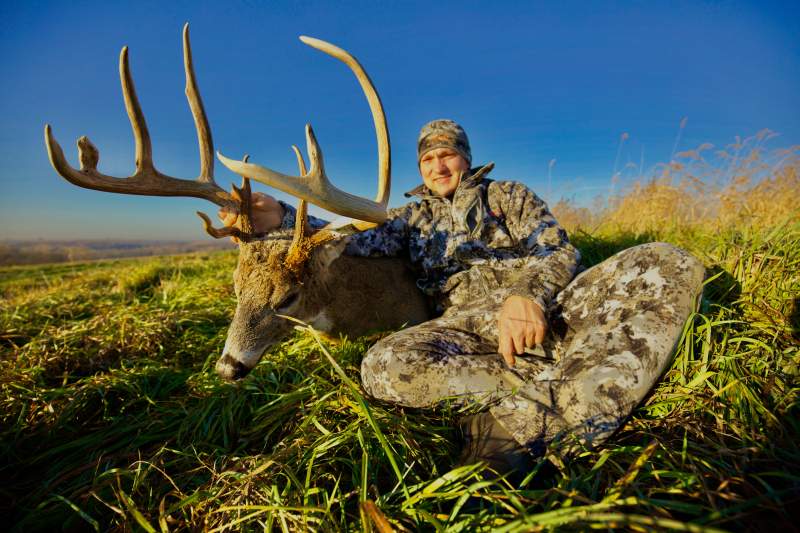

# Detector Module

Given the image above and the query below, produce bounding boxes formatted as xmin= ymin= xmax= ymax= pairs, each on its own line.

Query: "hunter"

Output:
xmin=220 ymin=119 xmax=705 ymax=473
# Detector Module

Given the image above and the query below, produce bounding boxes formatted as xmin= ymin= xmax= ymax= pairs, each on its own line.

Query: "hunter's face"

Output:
xmin=419 ymin=148 xmax=470 ymax=198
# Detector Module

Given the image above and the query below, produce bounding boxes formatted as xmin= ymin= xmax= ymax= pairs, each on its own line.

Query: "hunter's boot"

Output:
xmin=458 ymin=411 xmax=532 ymax=482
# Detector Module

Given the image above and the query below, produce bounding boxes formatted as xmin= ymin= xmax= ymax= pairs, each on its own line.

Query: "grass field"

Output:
xmin=1 ymin=139 xmax=798 ymax=531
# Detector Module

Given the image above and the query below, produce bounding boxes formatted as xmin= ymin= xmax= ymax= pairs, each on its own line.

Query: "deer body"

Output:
xmin=217 ymin=235 xmax=430 ymax=379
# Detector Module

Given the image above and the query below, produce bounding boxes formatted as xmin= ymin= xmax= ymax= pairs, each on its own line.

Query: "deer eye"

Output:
xmin=275 ymin=292 xmax=299 ymax=311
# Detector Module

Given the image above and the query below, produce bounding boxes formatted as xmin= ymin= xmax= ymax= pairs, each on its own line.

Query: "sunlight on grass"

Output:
xmin=553 ymin=130 xmax=798 ymax=236
xmin=1 ymin=133 xmax=798 ymax=530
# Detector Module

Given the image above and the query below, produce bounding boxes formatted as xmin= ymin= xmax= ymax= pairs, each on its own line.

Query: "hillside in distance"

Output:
xmin=0 ymin=239 xmax=235 ymax=266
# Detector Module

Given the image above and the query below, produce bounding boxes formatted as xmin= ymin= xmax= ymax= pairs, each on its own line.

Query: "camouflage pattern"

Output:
xmin=361 ymin=242 xmax=705 ymax=455
xmin=417 ymin=119 xmax=473 ymax=165
xmin=278 ymin=201 xmax=329 ymax=232
xmin=344 ymin=164 xmax=580 ymax=314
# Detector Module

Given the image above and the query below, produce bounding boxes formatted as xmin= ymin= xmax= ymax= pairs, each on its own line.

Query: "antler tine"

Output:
xmin=285 ymin=145 xmax=322 ymax=275
xmin=291 ymin=144 xmax=308 ymax=175
xmin=119 ymin=44 xmax=153 ymax=173
xmin=196 ymin=211 xmax=248 ymax=240
xmin=290 ymin=145 xmax=311 ymax=249
xmin=230 ymin=155 xmax=255 ymax=235
xmin=44 ymin=24 xmax=234 ymax=209
xmin=217 ymin=36 xmax=391 ymax=223
xmin=183 ymin=23 xmax=214 ymax=183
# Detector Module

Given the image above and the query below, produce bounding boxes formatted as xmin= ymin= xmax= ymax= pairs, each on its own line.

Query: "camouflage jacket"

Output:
xmin=281 ymin=164 xmax=580 ymax=313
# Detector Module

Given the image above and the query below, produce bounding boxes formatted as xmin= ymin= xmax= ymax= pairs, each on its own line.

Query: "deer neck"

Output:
xmin=304 ymin=241 xmax=430 ymax=336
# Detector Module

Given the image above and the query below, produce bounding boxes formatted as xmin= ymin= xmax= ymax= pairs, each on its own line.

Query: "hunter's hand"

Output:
xmin=218 ymin=192 xmax=285 ymax=240
xmin=497 ymin=295 xmax=547 ymax=367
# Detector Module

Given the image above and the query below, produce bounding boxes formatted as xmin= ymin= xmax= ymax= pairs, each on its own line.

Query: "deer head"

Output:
xmin=216 ymin=227 xmax=346 ymax=379
xmin=44 ymin=25 xmax=425 ymax=382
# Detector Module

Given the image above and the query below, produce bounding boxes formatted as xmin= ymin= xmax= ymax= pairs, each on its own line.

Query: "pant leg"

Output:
xmin=362 ymin=241 xmax=704 ymax=457
xmin=360 ymin=294 xmax=553 ymax=409
xmin=491 ymin=242 xmax=706 ymax=454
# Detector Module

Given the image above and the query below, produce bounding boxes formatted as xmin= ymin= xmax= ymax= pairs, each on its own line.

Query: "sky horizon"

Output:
xmin=1 ymin=0 xmax=798 ymax=241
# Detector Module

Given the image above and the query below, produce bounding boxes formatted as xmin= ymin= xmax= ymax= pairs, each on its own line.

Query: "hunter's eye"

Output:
xmin=276 ymin=292 xmax=299 ymax=310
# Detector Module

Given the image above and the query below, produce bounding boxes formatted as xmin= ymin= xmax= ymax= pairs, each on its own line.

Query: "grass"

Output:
xmin=1 ymin=137 xmax=798 ymax=531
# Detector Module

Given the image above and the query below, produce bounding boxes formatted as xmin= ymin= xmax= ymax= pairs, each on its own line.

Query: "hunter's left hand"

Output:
xmin=497 ymin=295 xmax=547 ymax=367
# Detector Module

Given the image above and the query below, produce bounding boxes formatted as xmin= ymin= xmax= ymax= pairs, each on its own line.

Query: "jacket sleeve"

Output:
xmin=279 ymin=199 xmax=414 ymax=257
xmin=277 ymin=201 xmax=329 ymax=231
xmin=490 ymin=181 xmax=580 ymax=311
xmin=343 ymin=204 xmax=413 ymax=258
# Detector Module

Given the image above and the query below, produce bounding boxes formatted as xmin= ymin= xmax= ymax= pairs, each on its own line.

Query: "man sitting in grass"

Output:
xmin=220 ymin=119 xmax=705 ymax=475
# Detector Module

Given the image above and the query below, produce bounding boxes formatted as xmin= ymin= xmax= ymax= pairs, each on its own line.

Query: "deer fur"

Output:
xmin=215 ymin=232 xmax=431 ymax=380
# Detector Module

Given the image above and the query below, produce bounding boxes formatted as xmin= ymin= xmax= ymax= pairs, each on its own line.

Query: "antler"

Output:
xmin=217 ymin=36 xmax=391 ymax=224
xmin=195 ymin=155 xmax=265 ymax=242
xmin=284 ymin=145 xmax=334 ymax=276
xmin=288 ymin=146 xmax=312 ymax=258
xmin=44 ymin=23 xmax=235 ymax=210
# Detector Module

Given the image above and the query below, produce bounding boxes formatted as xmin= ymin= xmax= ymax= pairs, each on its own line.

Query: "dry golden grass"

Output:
xmin=553 ymin=130 xmax=800 ymax=235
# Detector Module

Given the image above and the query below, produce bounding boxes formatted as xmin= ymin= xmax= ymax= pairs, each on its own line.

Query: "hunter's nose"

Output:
xmin=216 ymin=353 xmax=250 ymax=381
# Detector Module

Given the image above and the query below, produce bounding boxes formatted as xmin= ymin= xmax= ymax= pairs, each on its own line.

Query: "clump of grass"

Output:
xmin=114 ymin=263 xmax=172 ymax=297
xmin=1 ymin=253 xmax=236 ymax=383
xmin=1 ymin=136 xmax=798 ymax=530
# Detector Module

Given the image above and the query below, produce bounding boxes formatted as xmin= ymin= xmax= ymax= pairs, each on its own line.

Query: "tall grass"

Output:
xmin=552 ymin=130 xmax=799 ymax=235
xmin=1 ymin=135 xmax=798 ymax=531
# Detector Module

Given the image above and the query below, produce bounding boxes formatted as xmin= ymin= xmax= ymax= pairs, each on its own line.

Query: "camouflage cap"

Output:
xmin=417 ymin=119 xmax=472 ymax=166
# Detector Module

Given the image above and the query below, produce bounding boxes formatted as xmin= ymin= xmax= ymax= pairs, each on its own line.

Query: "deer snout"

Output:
xmin=216 ymin=353 xmax=252 ymax=381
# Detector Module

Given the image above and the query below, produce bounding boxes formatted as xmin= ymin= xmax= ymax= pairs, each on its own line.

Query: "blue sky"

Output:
xmin=1 ymin=0 xmax=798 ymax=240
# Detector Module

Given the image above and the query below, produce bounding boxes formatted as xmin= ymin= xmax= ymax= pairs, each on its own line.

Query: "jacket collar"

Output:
xmin=404 ymin=162 xmax=495 ymax=199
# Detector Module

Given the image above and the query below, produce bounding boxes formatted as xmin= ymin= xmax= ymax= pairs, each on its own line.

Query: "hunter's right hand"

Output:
xmin=218 ymin=192 xmax=285 ymax=237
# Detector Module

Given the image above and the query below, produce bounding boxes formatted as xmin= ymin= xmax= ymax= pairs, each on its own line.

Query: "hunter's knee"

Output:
xmin=361 ymin=339 xmax=407 ymax=402
xmin=360 ymin=338 xmax=430 ymax=406
xmin=630 ymin=242 xmax=705 ymax=288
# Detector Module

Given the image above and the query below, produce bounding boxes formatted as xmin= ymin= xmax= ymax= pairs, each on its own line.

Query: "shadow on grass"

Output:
xmin=569 ymin=230 xmax=658 ymax=268
xmin=702 ymin=264 xmax=742 ymax=308
xmin=2 ymin=366 xmax=197 ymax=528
xmin=2 ymin=358 xmax=333 ymax=530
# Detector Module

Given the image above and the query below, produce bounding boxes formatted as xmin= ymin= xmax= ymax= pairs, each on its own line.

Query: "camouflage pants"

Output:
xmin=361 ymin=242 xmax=705 ymax=455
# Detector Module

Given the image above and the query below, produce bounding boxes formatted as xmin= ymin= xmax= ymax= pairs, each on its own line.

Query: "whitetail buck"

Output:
xmin=45 ymin=24 xmax=430 ymax=380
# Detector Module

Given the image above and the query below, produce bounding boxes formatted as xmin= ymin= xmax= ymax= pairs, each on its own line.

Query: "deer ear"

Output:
xmin=309 ymin=237 xmax=347 ymax=272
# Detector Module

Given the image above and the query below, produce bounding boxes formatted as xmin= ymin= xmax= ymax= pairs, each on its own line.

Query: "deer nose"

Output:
xmin=216 ymin=353 xmax=251 ymax=381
